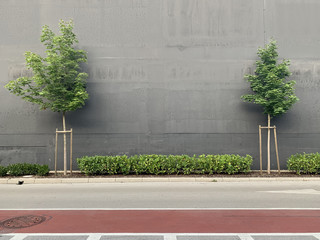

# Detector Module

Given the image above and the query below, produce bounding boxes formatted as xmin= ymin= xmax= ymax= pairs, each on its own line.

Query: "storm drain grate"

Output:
xmin=0 ymin=215 xmax=46 ymax=229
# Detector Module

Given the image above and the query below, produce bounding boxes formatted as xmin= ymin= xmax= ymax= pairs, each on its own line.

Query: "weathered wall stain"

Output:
xmin=8 ymin=65 xmax=33 ymax=80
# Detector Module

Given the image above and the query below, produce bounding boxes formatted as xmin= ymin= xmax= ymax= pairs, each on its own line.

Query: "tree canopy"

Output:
xmin=241 ymin=40 xmax=298 ymax=117
xmin=5 ymin=20 xmax=89 ymax=113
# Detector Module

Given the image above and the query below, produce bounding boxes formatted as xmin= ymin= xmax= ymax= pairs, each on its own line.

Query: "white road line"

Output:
xmin=8 ymin=235 xmax=28 ymax=240
xmin=238 ymin=234 xmax=255 ymax=240
xmin=260 ymin=189 xmax=320 ymax=195
xmin=1 ymin=208 xmax=320 ymax=211
xmin=313 ymin=234 xmax=320 ymax=239
xmin=3 ymin=233 xmax=320 ymax=239
xmin=87 ymin=234 xmax=103 ymax=240
xmin=163 ymin=234 xmax=177 ymax=240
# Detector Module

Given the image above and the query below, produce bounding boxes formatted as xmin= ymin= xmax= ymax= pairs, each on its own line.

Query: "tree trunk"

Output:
xmin=63 ymin=111 xmax=67 ymax=176
xmin=267 ymin=114 xmax=271 ymax=174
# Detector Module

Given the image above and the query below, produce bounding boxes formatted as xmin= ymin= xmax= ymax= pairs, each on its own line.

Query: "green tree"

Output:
xmin=5 ymin=20 xmax=89 ymax=175
xmin=241 ymin=39 xmax=298 ymax=173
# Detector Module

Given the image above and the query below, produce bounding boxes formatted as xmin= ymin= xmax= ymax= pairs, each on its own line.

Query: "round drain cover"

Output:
xmin=1 ymin=215 xmax=46 ymax=229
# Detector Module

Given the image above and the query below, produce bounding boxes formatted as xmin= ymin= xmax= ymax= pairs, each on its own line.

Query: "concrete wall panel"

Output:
xmin=0 ymin=0 xmax=319 ymax=171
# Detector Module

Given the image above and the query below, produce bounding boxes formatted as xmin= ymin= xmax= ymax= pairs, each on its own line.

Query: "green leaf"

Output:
xmin=4 ymin=19 xmax=89 ymax=114
xmin=241 ymin=39 xmax=298 ymax=117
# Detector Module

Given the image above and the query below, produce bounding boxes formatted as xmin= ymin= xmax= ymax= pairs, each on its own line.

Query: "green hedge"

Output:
xmin=0 ymin=163 xmax=50 ymax=177
xmin=0 ymin=166 xmax=7 ymax=177
xmin=287 ymin=153 xmax=320 ymax=174
xmin=77 ymin=154 xmax=253 ymax=176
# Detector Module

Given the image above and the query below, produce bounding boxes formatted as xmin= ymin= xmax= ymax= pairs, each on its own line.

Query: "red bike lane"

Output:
xmin=0 ymin=209 xmax=320 ymax=234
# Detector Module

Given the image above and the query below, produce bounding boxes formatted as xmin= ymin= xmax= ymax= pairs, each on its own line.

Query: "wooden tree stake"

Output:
xmin=259 ymin=124 xmax=280 ymax=174
xmin=55 ymin=128 xmax=58 ymax=176
xmin=63 ymin=112 xmax=67 ymax=176
xmin=274 ymin=127 xmax=280 ymax=174
xmin=259 ymin=125 xmax=262 ymax=174
xmin=55 ymin=128 xmax=73 ymax=176
xmin=267 ymin=114 xmax=271 ymax=174
xmin=70 ymin=128 xmax=73 ymax=175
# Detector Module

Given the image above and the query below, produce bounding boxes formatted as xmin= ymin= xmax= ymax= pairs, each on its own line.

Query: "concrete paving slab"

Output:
xmin=18 ymin=179 xmax=35 ymax=184
xmin=115 ymin=178 xmax=143 ymax=183
xmin=275 ymin=178 xmax=306 ymax=181
xmin=142 ymin=177 xmax=170 ymax=182
xmin=61 ymin=178 xmax=89 ymax=183
xmin=34 ymin=179 xmax=62 ymax=184
xmin=24 ymin=236 xmax=89 ymax=240
xmin=100 ymin=236 xmax=163 ymax=240
xmin=242 ymin=178 xmax=275 ymax=182
xmin=221 ymin=178 xmax=253 ymax=182
xmin=303 ymin=178 xmax=320 ymax=181
xmin=178 ymin=236 xmax=240 ymax=240
xmin=194 ymin=177 xmax=217 ymax=182
xmin=0 ymin=235 xmax=14 ymax=240
xmin=169 ymin=178 xmax=196 ymax=182
xmin=0 ymin=179 xmax=8 ymax=184
xmin=88 ymin=178 xmax=116 ymax=183
xmin=252 ymin=236 xmax=318 ymax=240
xmin=7 ymin=179 xmax=25 ymax=184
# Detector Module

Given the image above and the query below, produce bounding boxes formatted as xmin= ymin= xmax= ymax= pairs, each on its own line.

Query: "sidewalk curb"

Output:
xmin=1 ymin=177 xmax=320 ymax=184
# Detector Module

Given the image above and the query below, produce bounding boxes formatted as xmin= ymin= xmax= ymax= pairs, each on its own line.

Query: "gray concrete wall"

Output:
xmin=0 ymin=0 xmax=319 ymax=171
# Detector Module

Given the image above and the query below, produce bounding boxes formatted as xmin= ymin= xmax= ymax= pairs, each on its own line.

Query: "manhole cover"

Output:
xmin=1 ymin=215 xmax=46 ymax=229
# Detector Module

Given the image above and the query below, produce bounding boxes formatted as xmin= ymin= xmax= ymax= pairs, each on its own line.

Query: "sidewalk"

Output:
xmin=1 ymin=175 xmax=320 ymax=184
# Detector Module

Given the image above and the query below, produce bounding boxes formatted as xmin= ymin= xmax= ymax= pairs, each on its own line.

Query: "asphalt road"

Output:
xmin=1 ymin=181 xmax=320 ymax=240
xmin=0 ymin=181 xmax=319 ymax=209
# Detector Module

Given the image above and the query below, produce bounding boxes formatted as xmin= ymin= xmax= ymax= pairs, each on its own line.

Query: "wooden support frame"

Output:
xmin=55 ymin=128 xmax=73 ymax=176
xmin=258 ymin=125 xmax=280 ymax=174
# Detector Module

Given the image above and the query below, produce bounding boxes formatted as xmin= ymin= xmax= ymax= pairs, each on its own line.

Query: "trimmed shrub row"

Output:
xmin=287 ymin=153 xmax=320 ymax=174
xmin=77 ymin=154 xmax=253 ymax=176
xmin=0 ymin=166 xmax=7 ymax=177
xmin=0 ymin=163 xmax=50 ymax=177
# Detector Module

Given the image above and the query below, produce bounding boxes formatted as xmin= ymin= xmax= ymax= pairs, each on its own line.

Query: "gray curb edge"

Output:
xmin=1 ymin=176 xmax=320 ymax=184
